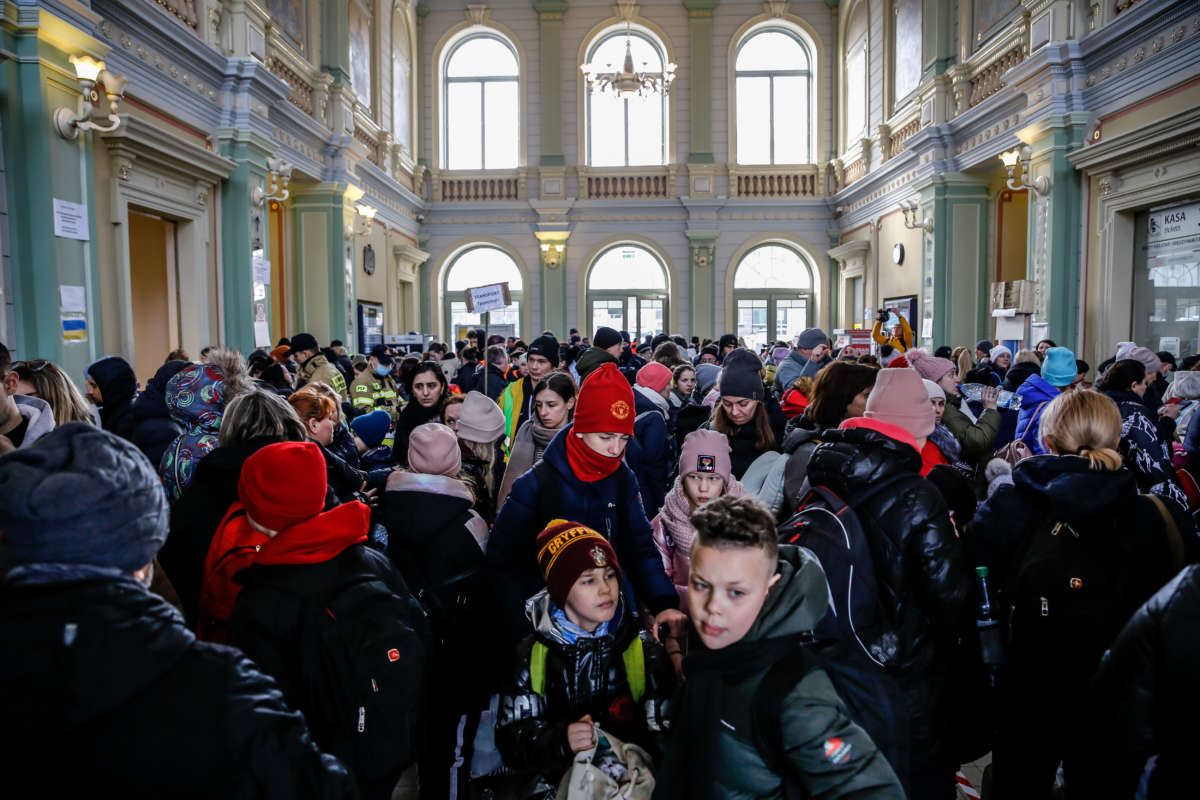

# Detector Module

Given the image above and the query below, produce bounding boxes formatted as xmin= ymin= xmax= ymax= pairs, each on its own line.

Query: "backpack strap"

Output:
xmin=530 ymin=641 xmax=548 ymax=696
xmin=622 ymin=636 xmax=646 ymax=704
xmin=1145 ymin=494 xmax=1186 ymax=574
xmin=750 ymin=646 xmax=818 ymax=800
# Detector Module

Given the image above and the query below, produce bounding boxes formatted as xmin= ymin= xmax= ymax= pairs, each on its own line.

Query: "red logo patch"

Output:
xmin=387 ymin=648 xmax=400 ymax=662
xmin=823 ymin=736 xmax=852 ymax=765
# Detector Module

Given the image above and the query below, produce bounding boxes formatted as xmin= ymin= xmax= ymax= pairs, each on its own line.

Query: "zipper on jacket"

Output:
xmin=358 ymin=706 xmax=366 ymax=733
xmin=1040 ymin=597 xmax=1049 ymax=617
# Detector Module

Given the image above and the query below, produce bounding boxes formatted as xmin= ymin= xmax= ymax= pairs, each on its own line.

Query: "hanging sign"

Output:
xmin=465 ymin=282 xmax=512 ymax=314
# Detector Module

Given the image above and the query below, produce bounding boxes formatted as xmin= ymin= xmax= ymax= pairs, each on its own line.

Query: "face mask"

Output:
xmin=375 ymin=365 xmax=391 ymax=377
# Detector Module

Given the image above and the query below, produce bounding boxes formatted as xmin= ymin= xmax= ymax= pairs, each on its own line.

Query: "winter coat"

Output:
xmin=9 ymin=395 xmax=55 ymax=448
xmin=477 ymin=363 xmax=510 ymax=403
xmin=229 ymin=512 xmax=426 ymax=800
xmin=805 ymin=426 xmax=971 ymax=758
xmin=497 ymin=418 xmax=562 ymax=511
xmin=160 ymin=363 xmax=231 ymax=503
xmin=1000 ymin=361 xmax=1040 ymax=393
xmin=453 ymin=361 xmax=479 ymax=393
xmin=391 ymin=397 xmax=443 ymax=468
xmin=320 ymin=443 xmax=369 ymax=505
xmin=779 ymin=415 xmax=829 ymax=512
xmin=499 ymin=375 xmax=534 ymax=448
xmin=774 ymin=350 xmax=832 ymax=392
xmin=1013 ymin=373 xmax=1061 ymax=455
xmin=131 ymin=361 xmax=187 ymax=468
xmin=496 ymin=594 xmax=676 ymax=779
xmin=651 ymin=475 xmax=746 ymax=611
xmin=700 ymin=416 xmax=779 ymax=480
xmin=667 ymin=388 xmax=692 ymax=431
xmin=294 ymin=353 xmax=347 ymax=396
xmin=1102 ymin=389 xmax=1189 ymax=509
xmin=0 ymin=571 xmax=355 ymax=798
xmin=941 ymin=393 xmax=1000 ymax=464
xmin=488 ymin=426 xmax=679 ymax=646
xmin=627 ymin=386 xmax=672 ymax=520
xmin=654 ymin=546 xmax=904 ymax=800
xmin=88 ymin=356 xmax=138 ymax=442
xmin=1092 ymin=566 xmax=1200 ymax=799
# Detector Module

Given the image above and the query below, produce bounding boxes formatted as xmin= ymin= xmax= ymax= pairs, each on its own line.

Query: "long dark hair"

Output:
xmin=405 ymin=360 xmax=448 ymax=396
xmin=805 ymin=362 xmax=878 ymax=427
xmin=1096 ymin=359 xmax=1146 ymax=394
xmin=711 ymin=400 xmax=776 ymax=451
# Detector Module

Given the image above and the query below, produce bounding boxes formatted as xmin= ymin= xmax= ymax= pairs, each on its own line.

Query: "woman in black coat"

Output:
xmin=130 ymin=360 xmax=188 ymax=467
xmin=393 ymin=362 xmax=447 ymax=467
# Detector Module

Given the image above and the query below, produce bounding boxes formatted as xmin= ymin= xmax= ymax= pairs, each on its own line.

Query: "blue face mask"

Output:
xmin=375 ymin=365 xmax=391 ymax=377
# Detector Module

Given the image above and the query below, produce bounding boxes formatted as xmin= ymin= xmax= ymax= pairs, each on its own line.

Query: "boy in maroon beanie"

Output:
xmin=496 ymin=520 xmax=676 ymax=794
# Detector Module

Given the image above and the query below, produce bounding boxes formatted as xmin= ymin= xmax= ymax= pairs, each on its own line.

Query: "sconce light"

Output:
xmin=251 ymin=157 xmax=294 ymax=207
xmin=998 ymin=146 xmax=1050 ymax=196
xmin=899 ymin=199 xmax=934 ymax=234
xmin=347 ymin=203 xmax=377 ymax=237
xmin=540 ymin=241 xmax=565 ymax=268
xmin=54 ymin=55 xmax=129 ymax=140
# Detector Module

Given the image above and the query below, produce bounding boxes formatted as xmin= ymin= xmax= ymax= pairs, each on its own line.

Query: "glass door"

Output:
xmin=592 ymin=299 xmax=625 ymax=334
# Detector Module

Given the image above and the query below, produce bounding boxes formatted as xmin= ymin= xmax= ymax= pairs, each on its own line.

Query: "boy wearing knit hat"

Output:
xmin=496 ymin=520 xmax=676 ymax=785
xmin=350 ymin=408 xmax=394 ymax=470
xmin=629 ymin=361 xmax=674 ymax=519
xmin=500 ymin=333 xmax=560 ymax=449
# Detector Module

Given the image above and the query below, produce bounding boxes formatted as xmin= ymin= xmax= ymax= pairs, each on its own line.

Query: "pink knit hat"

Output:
xmin=636 ymin=361 xmax=673 ymax=394
xmin=864 ymin=367 xmax=936 ymax=440
xmin=407 ymin=422 xmax=462 ymax=477
xmin=678 ymin=429 xmax=733 ymax=483
xmin=905 ymin=348 xmax=956 ymax=383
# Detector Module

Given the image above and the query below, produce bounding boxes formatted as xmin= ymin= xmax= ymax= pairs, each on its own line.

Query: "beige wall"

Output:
xmin=128 ymin=212 xmax=174 ymax=383
xmin=876 ymin=209 xmax=922 ymax=306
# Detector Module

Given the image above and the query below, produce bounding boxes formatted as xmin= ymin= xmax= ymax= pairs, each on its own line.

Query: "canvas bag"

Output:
xmin=556 ymin=726 xmax=655 ymax=800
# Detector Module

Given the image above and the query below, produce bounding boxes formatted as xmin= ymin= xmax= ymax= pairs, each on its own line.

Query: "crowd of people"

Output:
xmin=1 ymin=316 xmax=1197 ymax=800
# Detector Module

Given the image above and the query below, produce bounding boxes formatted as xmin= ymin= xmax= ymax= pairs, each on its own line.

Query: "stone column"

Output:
xmin=687 ymin=230 xmax=719 ymax=338
xmin=922 ymin=0 xmax=956 ymax=81
xmin=535 ymin=231 xmax=570 ymax=335
xmin=321 ymin=0 xmax=351 ymax=86
xmin=917 ymin=173 xmax=990 ymax=347
xmin=289 ymin=183 xmax=359 ymax=345
xmin=684 ymin=0 xmax=719 ymax=197
xmin=534 ymin=1 xmax=569 ymax=199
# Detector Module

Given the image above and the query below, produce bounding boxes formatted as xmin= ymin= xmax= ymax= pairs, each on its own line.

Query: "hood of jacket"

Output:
xmin=781 ymin=413 xmax=826 ymax=454
xmin=248 ymin=501 xmax=369 ymax=567
xmin=0 ymin=575 xmax=193 ymax=736
xmin=634 ymin=384 xmax=669 ymax=417
xmin=577 ymin=347 xmax=619 ymax=381
xmin=132 ymin=360 xmax=190 ymax=423
xmin=806 ymin=425 xmax=923 ymax=495
xmin=1002 ymin=361 xmax=1042 ymax=393
xmin=742 ymin=545 xmax=829 ymax=642
xmin=383 ymin=472 xmax=474 ymax=547
xmin=13 ymin=395 xmax=55 ymax=447
xmin=1012 ymin=454 xmax=1138 ymax=523
xmin=524 ymin=588 xmax=629 ymax=648
xmin=86 ymin=356 xmax=137 ymax=408
xmin=165 ymin=363 xmax=229 ymax=432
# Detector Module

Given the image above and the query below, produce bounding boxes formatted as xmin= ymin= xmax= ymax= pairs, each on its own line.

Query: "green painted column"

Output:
xmin=322 ymin=0 xmax=351 ymax=85
xmin=417 ymin=233 xmax=433 ymax=334
xmin=216 ymin=130 xmax=274 ymax=354
xmin=922 ymin=0 xmax=956 ymax=80
xmin=290 ymin=184 xmax=357 ymax=345
xmin=687 ymin=231 xmax=719 ymax=338
xmin=1024 ymin=115 xmax=1087 ymax=349
xmin=534 ymin=1 xmax=569 ymax=167
xmin=918 ymin=174 xmax=990 ymax=348
xmin=683 ymin=0 xmax=719 ymax=164
xmin=535 ymin=234 xmax=569 ymax=336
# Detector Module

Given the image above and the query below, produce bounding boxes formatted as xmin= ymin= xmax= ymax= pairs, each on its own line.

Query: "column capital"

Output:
xmin=533 ymin=0 xmax=569 ymax=20
xmin=683 ymin=0 xmax=720 ymax=17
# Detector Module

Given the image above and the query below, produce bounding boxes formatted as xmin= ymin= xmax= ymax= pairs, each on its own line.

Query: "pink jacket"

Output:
xmin=650 ymin=475 xmax=746 ymax=613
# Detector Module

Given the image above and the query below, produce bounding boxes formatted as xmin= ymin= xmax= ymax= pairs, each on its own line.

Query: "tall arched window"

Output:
xmin=584 ymin=27 xmax=669 ymax=167
xmin=444 ymin=246 xmax=523 ymax=340
xmin=734 ymin=244 xmax=815 ymax=352
xmin=844 ymin=2 xmax=869 ymax=146
xmin=587 ymin=244 xmax=668 ymax=341
xmin=442 ymin=34 xmax=519 ymax=169
xmin=392 ymin=9 xmax=413 ymax=157
xmin=735 ymin=27 xmax=813 ymax=165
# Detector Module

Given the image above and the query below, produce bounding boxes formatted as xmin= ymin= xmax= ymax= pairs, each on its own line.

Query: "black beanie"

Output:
xmin=528 ymin=334 xmax=560 ymax=364
xmin=718 ymin=334 xmax=739 ymax=351
xmin=593 ymin=327 xmax=622 ymax=350
xmin=719 ymin=348 xmax=765 ymax=402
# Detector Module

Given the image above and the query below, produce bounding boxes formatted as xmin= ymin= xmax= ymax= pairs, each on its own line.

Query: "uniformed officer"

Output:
xmin=289 ymin=332 xmax=348 ymax=396
xmin=349 ymin=343 xmax=402 ymax=423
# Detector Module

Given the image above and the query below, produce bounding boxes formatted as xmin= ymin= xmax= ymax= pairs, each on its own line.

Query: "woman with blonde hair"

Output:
xmin=968 ymin=387 xmax=1190 ymax=799
xmin=9 ymin=359 xmax=93 ymax=425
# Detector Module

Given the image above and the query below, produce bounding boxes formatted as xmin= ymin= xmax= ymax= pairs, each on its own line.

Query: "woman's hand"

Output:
xmin=981 ymin=385 xmax=1000 ymax=411
xmin=566 ymin=715 xmax=595 ymax=754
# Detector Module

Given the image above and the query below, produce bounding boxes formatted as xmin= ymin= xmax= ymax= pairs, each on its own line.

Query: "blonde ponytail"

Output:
xmin=1039 ymin=389 xmax=1124 ymax=471
xmin=1076 ymin=446 xmax=1125 ymax=472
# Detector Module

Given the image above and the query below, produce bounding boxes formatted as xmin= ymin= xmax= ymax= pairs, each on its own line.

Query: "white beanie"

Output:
xmin=922 ymin=378 xmax=946 ymax=401
xmin=1114 ymin=341 xmax=1137 ymax=362
xmin=990 ymin=345 xmax=1012 ymax=361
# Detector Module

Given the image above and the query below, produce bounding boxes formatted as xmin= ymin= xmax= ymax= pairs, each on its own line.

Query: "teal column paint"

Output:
xmin=418 ymin=234 xmax=432 ymax=334
xmin=322 ymin=0 xmax=352 ymax=85
xmin=217 ymin=131 xmax=273 ymax=354
xmin=539 ymin=249 xmax=568 ymax=337
xmin=920 ymin=174 xmax=990 ymax=347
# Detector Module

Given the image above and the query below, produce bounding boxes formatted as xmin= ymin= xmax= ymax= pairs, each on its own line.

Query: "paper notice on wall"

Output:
xmin=62 ymin=317 xmax=87 ymax=343
xmin=53 ymin=199 xmax=90 ymax=240
xmin=921 ymin=317 xmax=933 ymax=339
xmin=1160 ymin=337 xmax=1181 ymax=358
xmin=996 ymin=314 xmax=1027 ymax=341
xmin=254 ymin=321 xmax=271 ymax=347
xmin=252 ymin=254 xmax=271 ymax=285
xmin=59 ymin=285 xmax=86 ymax=313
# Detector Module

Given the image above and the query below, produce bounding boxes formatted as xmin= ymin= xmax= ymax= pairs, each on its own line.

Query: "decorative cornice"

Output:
xmin=762 ymin=1 xmax=788 ymax=19
xmin=1067 ymin=105 xmax=1200 ymax=172
xmin=101 ymin=116 xmax=236 ymax=185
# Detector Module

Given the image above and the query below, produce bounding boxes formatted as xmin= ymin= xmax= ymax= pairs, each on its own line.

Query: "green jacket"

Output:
xmin=941 ymin=393 xmax=1000 ymax=464
xmin=498 ymin=376 xmax=529 ymax=450
xmin=294 ymin=354 xmax=347 ymax=397
xmin=712 ymin=547 xmax=904 ymax=800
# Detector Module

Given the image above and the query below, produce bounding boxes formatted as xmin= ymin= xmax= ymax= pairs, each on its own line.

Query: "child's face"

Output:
xmin=564 ymin=566 xmax=620 ymax=633
xmin=688 ymin=544 xmax=780 ymax=650
xmin=682 ymin=473 xmax=725 ymax=508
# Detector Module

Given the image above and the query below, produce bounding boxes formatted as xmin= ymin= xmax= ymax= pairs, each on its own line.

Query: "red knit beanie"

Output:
xmin=574 ymin=362 xmax=635 ymax=436
xmin=536 ymin=519 xmax=622 ymax=609
xmin=636 ymin=361 xmax=672 ymax=394
xmin=238 ymin=441 xmax=327 ymax=531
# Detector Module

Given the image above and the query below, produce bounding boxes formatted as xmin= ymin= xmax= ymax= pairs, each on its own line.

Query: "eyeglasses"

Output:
xmin=11 ymin=359 xmax=51 ymax=373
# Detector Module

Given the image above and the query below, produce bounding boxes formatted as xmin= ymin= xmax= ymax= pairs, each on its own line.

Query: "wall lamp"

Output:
xmin=999 ymin=147 xmax=1050 ymax=196
xmin=899 ymin=199 xmax=934 ymax=234
xmin=251 ymin=157 xmax=293 ymax=207
xmin=540 ymin=242 xmax=565 ymax=268
xmin=348 ymin=203 xmax=377 ymax=237
xmin=54 ymin=54 xmax=129 ymax=140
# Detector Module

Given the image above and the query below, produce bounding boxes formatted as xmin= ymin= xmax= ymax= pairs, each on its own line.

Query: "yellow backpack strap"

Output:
xmin=623 ymin=636 xmax=646 ymax=704
xmin=530 ymin=641 xmax=548 ymax=696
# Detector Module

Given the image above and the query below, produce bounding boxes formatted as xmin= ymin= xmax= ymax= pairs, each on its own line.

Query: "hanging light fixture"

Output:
xmin=581 ymin=23 xmax=676 ymax=98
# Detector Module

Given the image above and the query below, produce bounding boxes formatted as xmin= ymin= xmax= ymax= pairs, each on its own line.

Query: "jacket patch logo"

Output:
xmin=610 ymin=400 xmax=631 ymax=420
xmin=387 ymin=648 xmax=401 ymax=662
xmin=1069 ymin=577 xmax=1082 ymax=589
xmin=696 ymin=454 xmax=716 ymax=473
xmin=590 ymin=546 xmax=609 ymax=567
xmin=823 ymin=737 xmax=852 ymax=765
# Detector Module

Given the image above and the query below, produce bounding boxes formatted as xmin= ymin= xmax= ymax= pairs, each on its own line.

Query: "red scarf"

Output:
xmin=566 ymin=431 xmax=624 ymax=482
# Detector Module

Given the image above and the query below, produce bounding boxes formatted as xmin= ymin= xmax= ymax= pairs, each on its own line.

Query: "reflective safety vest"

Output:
xmin=350 ymin=372 xmax=402 ymax=418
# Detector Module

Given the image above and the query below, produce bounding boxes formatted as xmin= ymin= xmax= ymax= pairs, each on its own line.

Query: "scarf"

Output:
xmin=653 ymin=634 xmax=806 ymax=800
xmin=657 ymin=476 xmax=747 ymax=562
xmin=565 ymin=430 xmax=624 ymax=482
xmin=550 ymin=599 xmax=620 ymax=644
xmin=929 ymin=423 xmax=962 ymax=463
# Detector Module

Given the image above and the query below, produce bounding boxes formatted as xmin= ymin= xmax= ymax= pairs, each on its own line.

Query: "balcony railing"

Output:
xmin=266 ymin=30 xmax=330 ymax=127
xmin=728 ymin=165 xmax=821 ymax=198
xmin=578 ymin=166 xmax=676 ymax=200
xmin=433 ymin=170 xmax=525 ymax=202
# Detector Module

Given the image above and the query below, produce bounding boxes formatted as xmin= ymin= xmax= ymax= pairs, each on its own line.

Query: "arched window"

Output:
xmin=444 ymin=246 xmax=523 ymax=340
xmin=584 ymin=26 xmax=669 ymax=167
xmin=735 ymin=26 xmax=813 ymax=165
xmin=587 ymin=244 xmax=668 ymax=341
xmin=442 ymin=34 xmax=519 ymax=169
xmin=893 ymin=0 xmax=922 ymax=104
xmin=392 ymin=9 xmax=413 ymax=157
xmin=348 ymin=0 xmax=374 ymax=113
xmin=733 ymin=244 xmax=815 ymax=352
xmin=844 ymin=2 xmax=869 ymax=145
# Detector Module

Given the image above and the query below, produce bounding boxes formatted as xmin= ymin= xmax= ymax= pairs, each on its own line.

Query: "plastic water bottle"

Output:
xmin=959 ymin=382 xmax=1023 ymax=410
xmin=975 ymin=566 xmax=1005 ymax=670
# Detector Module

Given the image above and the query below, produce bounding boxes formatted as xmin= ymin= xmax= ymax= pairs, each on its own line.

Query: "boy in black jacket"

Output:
xmin=497 ymin=520 xmax=676 ymax=797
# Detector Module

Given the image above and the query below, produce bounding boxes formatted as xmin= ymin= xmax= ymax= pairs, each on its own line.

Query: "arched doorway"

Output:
xmin=443 ymin=245 xmax=523 ymax=342
xmin=587 ymin=243 xmax=669 ymax=342
xmin=733 ymin=244 xmax=815 ymax=352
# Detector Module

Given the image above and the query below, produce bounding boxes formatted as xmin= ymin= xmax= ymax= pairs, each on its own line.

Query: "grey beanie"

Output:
xmin=0 ymin=423 xmax=168 ymax=571
xmin=796 ymin=328 xmax=828 ymax=350
xmin=719 ymin=348 xmax=766 ymax=402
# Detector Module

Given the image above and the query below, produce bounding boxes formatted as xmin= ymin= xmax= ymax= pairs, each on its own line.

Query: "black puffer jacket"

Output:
xmin=496 ymin=593 xmax=675 ymax=778
xmin=131 ymin=360 xmax=188 ymax=467
xmin=88 ymin=356 xmax=138 ymax=442
xmin=780 ymin=415 xmax=830 ymax=512
xmin=0 ymin=574 xmax=354 ymax=798
xmin=1092 ymin=565 xmax=1200 ymax=799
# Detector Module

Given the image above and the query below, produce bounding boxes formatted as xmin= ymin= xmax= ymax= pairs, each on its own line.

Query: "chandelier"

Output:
xmin=581 ymin=25 xmax=676 ymax=98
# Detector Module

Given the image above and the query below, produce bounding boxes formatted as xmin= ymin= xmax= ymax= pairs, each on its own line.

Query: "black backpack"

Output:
xmin=295 ymin=566 xmax=428 ymax=791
